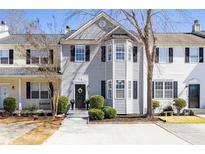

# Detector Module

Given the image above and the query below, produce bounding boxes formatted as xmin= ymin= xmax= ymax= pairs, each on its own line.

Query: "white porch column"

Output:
xmin=18 ymin=78 xmax=22 ymax=110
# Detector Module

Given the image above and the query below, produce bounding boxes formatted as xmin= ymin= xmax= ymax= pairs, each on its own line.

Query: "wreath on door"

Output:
xmin=77 ymin=88 xmax=83 ymax=94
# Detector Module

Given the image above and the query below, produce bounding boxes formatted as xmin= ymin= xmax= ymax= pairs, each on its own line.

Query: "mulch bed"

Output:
xmin=89 ymin=116 xmax=159 ymax=124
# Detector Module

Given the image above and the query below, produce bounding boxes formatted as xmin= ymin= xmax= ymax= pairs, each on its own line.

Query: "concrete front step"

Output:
xmin=67 ymin=109 xmax=88 ymax=118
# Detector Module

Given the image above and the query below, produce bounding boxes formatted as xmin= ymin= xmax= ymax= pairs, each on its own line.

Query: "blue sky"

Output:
xmin=1 ymin=9 xmax=205 ymax=33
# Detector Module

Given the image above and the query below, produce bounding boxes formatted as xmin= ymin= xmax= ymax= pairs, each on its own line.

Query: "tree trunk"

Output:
xmin=146 ymin=62 xmax=154 ymax=118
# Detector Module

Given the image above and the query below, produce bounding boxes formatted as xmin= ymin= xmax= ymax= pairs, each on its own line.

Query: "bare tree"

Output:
xmin=121 ymin=10 xmax=156 ymax=118
xmin=15 ymin=19 xmax=62 ymax=114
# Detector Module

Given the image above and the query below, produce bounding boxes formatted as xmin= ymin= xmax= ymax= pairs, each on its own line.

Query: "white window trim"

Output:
xmin=128 ymin=80 xmax=132 ymax=99
xmin=30 ymin=82 xmax=50 ymax=100
xmin=0 ymin=49 xmax=9 ymax=65
xmin=115 ymin=80 xmax=125 ymax=99
xmin=189 ymin=47 xmax=199 ymax=63
xmin=115 ymin=43 xmax=125 ymax=61
xmin=107 ymin=80 xmax=112 ymax=99
xmin=75 ymin=45 xmax=86 ymax=62
xmin=159 ymin=48 xmax=169 ymax=64
xmin=154 ymin=80 xmax=174 ymax=99
xmin=128 ymin=45 xmax=133 ymax=62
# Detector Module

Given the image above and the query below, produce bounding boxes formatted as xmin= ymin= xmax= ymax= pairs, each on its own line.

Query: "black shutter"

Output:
xmin=173 ymin=81 xmax=178 ymax=98
xmin=70 ymin=45 xmax=75 ymax=62
xmin=101 ymin=80 xmax=106 ymax=99
xmin=185 ymin=47 xmax=189 ymax=63
xmin=49 ymin=49 xmax=54 ymax=64
xmin=199 ymin=47 xmax=204 ymax=63
xmin=133 ymin=81 xmax=138 ymax=99
xmin=169 ymin=48 xmax=173 ymax=63
xmin=9 ymin=49 xmax=14 ymax=64
xmin=133 ymin=46 xmax=138 ymax=62
xmin=26 ymin=49 xmax=31 ymax=64
xmin=26 ymin=82 xmax=31 ymax=99
xmin=155 ymin=48 xmax=159 ymax=63
xmin=85 ymin=45 xmax=90 ymax=61
xmin=152 ymin=81 xmax=155 ymax=98
xmin=101 ymin=46 xmax=106 ymax=62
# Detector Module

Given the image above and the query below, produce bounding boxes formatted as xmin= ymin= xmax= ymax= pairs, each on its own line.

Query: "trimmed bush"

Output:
xmin=102 ymin=106 xmax=117 ymax=119
xmin=174 ymin=98 xmax=187 ymax=116
xmin=57 ymin=96 xmax=69 ymax=114
xmin=163 ymin=105 xmax=173 ymax=112
xmin=88 ymin=109 xmax=104 ymax=120
xmin=89 ymin=95 xmax=104 ymax=109
xmin=152 ymin=100 xmax=160 ymax=110
xmin=3 ymin=97 xmax=17 ymax=115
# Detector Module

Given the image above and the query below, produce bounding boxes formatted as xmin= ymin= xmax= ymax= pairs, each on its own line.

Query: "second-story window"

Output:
xmin=190 ymin=48 xmax=199 ymax=63
xmin=75 ymin=45 xmax=85 ymax=62
xmin=159 ymin=48 xmax=169 ymax=63
xmin=116 ymin=44 xmax=125 ymax=60
xmin=0 ymin=50 xmax=9 ymax=64
xmin=31 ymin=50 xmax=49 ymax=64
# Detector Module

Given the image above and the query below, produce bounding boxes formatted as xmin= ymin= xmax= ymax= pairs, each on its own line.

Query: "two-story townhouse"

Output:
xmin=0 ymin=21 xmax=62 ymax=111
xmin=60 ymin=13 xmax=144 ymax=114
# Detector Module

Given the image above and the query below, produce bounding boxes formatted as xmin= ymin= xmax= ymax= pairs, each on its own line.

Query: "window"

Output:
xmin=40 ymin=83 xmax=49 ymax=99
xmin=159 ymin=48 xmax=169 ymax=63
xmin=31 ymin=50 xmax=48 ymax=64
xmin=0 ymin=50 xmax=9 ymax=64
xmin=31 ymin=83 xmax=49 ymax=99
xmin=128 ymin=81 xmax=132 ymax=99
xmin=41 ymin=51 xmax=49 ymax=64
xmin=116 ymin=80 xmax=125 ymax=98
xmin=116 ymin=44 xmax=125 ymax=60
xmin=107 ymin=80 xmax=112 ymax=99
xmin=190 ymin=48 xmax=199 ymax=63
xmin=128 ymin=46 xmax=132 ymax=61
xmin=75 ymin=45 xmax=85 ymax=62
xmin=31 ymin=83 xmax=40 ymax=99
xmin=165 ymin=82 xmax=173 ymax=98
xmin=154 ymin=81 xmax=173 ymax=99
xmin=107 ymin=45 xmax=112 ymax=61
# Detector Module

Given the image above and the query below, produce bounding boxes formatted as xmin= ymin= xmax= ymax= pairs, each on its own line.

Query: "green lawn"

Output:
xmin=158 ymin=116 xmax=205 ymax=124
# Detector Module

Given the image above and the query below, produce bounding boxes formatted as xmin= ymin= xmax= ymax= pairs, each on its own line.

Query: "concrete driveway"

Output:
xmin=44 ymin=118 xmax=189 ymax=145
xmin=158 ymin=123 xmax=205 ymax=145
xmin=0 ymin=123 xmax=35 ymax=144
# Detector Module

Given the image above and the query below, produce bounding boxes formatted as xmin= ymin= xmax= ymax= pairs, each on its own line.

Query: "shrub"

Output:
xmin=57 ymin=96 xmax=69 ymax=114
xmin=152 ymin=100 xmax=160 ymax=110
xmin=24 ymin=105 xmax=38 ymax=112
xmin=173 ymin=98 xmax=187 ymax=116
xmin=3 ymin=97 xmax=17 ymax=115
xmin=89 ymin=95 xmax=104 ymax=109
xmin=88 ymin=109 xmax=104 ymax=120
xmin=102 ymin=106 xmax=117 ymax=119
xmin=163 ymin=105 xmax=173 ymax=112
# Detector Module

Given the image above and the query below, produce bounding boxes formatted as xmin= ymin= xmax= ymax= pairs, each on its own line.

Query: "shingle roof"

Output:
xmin=0 ymin=67 xmax=60 ymax=76
xmin=0 ymin=34 xmax=65 ymax=45
xmin=155 ymin=33 xmax=205 ymax=46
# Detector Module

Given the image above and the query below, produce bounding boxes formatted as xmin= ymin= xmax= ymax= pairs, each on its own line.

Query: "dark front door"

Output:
xmin=75 ymin=84 xmax=86 ymax=108
xmin=189 ymin=84 xmax=200 ymax=108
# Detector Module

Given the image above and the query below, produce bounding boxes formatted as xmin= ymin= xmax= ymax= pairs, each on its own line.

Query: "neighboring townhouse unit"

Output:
xmin=0 ymin=21 xmax=62 ymax=111
xmin=1 ymin=12 xmax=205 ymax=114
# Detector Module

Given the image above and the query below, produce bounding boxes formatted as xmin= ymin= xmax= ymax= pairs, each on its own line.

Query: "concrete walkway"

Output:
xmin=0 ymin=123 xmax=35 ymax=144
xmin=196 ymin=114 xmax=205 ymax=119
xmin=158 ymin=123 xmax=205 ymax=145
xmin=44 ymin=117 xmax=189 ymax=145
